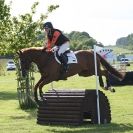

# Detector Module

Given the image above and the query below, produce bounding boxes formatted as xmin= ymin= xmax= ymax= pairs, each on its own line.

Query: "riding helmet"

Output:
xmin=43 ymin=22 xmax=53 ymax=29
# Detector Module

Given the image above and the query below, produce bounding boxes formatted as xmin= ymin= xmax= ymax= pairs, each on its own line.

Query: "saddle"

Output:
xmin=54 ymin=50 xmax=78 ymax=64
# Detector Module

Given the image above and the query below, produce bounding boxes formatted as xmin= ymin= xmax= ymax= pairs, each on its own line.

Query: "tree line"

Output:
xmin=116 ymin=33 xmax=133 ymax=50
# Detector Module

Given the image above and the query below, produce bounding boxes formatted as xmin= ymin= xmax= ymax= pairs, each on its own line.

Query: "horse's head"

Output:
xmin=17 ymin=47 xmax=53 ymax=77
xmin=17 ymin=50 xmax=31 ymax=77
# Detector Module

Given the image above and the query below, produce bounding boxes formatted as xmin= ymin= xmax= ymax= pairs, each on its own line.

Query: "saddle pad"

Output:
xmin=54 ymin=51 xmax=78 ymax=64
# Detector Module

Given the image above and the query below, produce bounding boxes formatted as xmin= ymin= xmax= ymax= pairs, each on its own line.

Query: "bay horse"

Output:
xmin=17 ymin=47 xmax=125 ymax=103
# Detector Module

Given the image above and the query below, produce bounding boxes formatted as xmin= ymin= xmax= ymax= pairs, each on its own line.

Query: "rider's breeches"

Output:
xmin=58 ymin=41 xmax=70 ymax=56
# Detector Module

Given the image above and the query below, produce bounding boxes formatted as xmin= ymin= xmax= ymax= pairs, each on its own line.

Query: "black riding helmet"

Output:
xmin=43 ymin=22 xmax=53 ymax=29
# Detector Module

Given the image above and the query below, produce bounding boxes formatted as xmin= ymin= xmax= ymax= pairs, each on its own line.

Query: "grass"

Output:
xmin=0 ymin=68 xmax=133 ymax=133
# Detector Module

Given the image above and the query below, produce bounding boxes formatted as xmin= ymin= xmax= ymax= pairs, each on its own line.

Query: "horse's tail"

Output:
xmin=96 ymin=53 xmax=125 ymax=80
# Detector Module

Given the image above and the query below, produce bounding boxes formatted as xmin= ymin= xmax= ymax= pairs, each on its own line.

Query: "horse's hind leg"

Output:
xmin=98 ymin=72 xmax=109 ymax=91
xmin=99 ymin=75 xmax=104 ymax=88
xmin=102 ymin=70 xmax=115 ymax=92
xmin=106 ymin=73 xmax=115 ymax=92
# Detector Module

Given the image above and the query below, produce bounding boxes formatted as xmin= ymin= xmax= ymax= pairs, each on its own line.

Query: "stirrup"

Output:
xmin=63 ymin=65 xmax=69 ymax=73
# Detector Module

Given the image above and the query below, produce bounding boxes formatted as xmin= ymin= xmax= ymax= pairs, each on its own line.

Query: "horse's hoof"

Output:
xmin=42 ymin=98 xmax=47 ymax=103
xmin=39 ymin=98 xmax=47 ymax=104
xmin=36 ymin=99 xmax=46 ymax=106
xmin=110 ymin=88 xmax=115 ymax=93
xmin=108 ymin=87 xmax=115 ymax=93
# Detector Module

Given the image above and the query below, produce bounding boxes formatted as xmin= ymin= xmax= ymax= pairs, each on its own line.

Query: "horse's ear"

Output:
xmin=17 ymin=50 xmax=22 ymax=55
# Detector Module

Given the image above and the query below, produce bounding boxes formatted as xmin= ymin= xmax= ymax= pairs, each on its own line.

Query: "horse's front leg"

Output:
xmin=34 ymin=77 xmax=43 ymax=103
xmin=39 ymin=82 xmax=44 ymax=100
xmin=38 ymin=78 xmax=51 ymax=101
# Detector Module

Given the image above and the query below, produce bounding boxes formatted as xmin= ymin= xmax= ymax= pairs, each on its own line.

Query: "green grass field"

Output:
xmin=0 ymin=68 xmax=133 ymax=133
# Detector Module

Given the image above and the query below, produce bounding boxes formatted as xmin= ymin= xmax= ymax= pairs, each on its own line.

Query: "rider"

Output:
xmin=43 ymin=22 xmax=70 ymax=73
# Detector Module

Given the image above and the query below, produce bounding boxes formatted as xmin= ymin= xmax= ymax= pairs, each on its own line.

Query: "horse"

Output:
xmin=17 ymin=47 xmax=125 ymax=103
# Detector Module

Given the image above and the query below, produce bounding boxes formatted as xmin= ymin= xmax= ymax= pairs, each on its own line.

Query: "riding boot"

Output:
xmin=60 ymin=53 xmax=69 ymax=73
xmin=58 ymin=53 xmax=68 ymax=80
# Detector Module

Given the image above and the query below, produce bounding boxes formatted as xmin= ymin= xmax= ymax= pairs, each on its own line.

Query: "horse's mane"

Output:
xmin=75 ymin=49 xmax=93 ymax=54
xmin=21 ymin=47 xmax=43 ymax=53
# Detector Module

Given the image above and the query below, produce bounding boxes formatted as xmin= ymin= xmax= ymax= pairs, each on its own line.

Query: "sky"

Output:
xmin=5 ymin=0 xmax=133 ymax=46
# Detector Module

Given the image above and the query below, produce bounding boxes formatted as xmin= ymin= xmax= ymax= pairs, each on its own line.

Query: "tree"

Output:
xmin=0 ymin=0 xmax=12 ymax=54
xmin=0 ymin=0 xmax=59 ymax=55
xmin=0 ymin=0 xmax=59 ymax=109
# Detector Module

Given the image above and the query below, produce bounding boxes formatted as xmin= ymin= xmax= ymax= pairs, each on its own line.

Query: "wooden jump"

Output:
xmin=37 ymin=89 xmax=111 ymax=125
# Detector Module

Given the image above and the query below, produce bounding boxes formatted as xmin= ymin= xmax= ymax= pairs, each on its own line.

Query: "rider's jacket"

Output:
xmin=46 ymin=29 xmax=69 ymax=50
